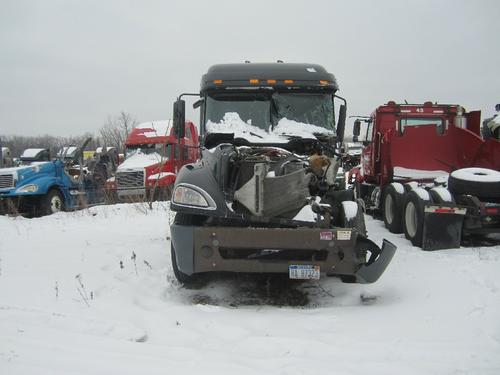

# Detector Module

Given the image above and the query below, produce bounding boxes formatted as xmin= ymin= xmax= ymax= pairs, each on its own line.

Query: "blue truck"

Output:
xmin=0 ymin=139 xmax=113 ymax=216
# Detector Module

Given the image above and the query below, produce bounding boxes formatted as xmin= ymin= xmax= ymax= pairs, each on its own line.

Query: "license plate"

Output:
xmin=289 ymin=265 xmax=320 ymax=280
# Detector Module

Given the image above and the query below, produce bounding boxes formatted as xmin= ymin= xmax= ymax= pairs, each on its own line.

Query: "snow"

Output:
xmin=20 ymin=148 xmax=46 ymax=158
xmin=451 ymin=168 xmax=500 ymax=183
xmin=292 ymin=203 xmax=316 ymax=222
xmin=393 ymin=166 xmax=449 ymax=180
xmin=430 ymin=187 xmax=453 ymax=202
xmin=390 ymin=182 xmax=405 ymax=194
xmin=1 ymin=204 xmax=500 ymax=374
xmin=413 ymin=187 xmax=430 ymax=201
xmin=117 ymin=151 xmax=162 ymax=171
xmin=148 ymin=172 xmax=176 ymax=181
xmin=58 ymin=146 xmax=78 ymax=157
xmin=341 ymin=201 xmax=358 ymax=220
xmin=135 ymin=120 xmax=172 ymax=137
xmin=206 ymin=113 xmax=333 ymax=144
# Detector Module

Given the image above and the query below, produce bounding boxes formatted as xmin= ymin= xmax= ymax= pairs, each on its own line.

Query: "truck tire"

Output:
xmin=382 ymin=183 xmax=404 ymax=234
xmin=39 ymin=189 xmax=65 ymax=216
xmin=402 ymin=190 xmax=429 ymax=248
xmin=448 ymin=168 xmax=500 ymax=199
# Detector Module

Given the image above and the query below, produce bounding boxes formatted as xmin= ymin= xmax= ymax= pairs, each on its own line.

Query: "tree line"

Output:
xmin=0 ymin=111 xmax=137 ymax=158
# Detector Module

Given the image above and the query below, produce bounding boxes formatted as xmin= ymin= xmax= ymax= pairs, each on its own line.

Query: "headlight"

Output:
xmin=16 ymin=184 xmax=38 ymax=193
xmin=172 ymin=184 xmax=216 ymax=210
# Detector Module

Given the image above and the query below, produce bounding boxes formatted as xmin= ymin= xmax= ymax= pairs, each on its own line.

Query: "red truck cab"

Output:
xmin=354 ymin=101 xmax=499 ymax=185
xmin=112 ymin=120 xmax=199 ymax=201
xmin=349 ymin=101 xmax=500 ymax=250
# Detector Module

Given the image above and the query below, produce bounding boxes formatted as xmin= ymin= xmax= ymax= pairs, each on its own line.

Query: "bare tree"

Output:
xmin=99 ymin=111 xmax=138 ymax=152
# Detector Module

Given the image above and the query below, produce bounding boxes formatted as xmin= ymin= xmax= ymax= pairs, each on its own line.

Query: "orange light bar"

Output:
xmin=284 ymin=79 xmax=294 ymax=84
xmin=213 ymin=79 xmax=222 ymax=85
xmin=249 ymin=79 xmax=259 ymax=84
xmin=319 ymin=80 xmax=329 ymax=85
xmin=267 ymin=79 xmax=277 ymax=85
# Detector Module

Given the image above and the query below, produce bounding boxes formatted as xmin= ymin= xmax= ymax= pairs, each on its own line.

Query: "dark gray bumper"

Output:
xmin=170 ymin=224 xmax=396 ymax=284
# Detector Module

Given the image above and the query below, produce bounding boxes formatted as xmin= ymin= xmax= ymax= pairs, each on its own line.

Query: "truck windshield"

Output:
xmin=125 ymin=144 xmax=171 ymax=159
xmin=205 ymin=92 xmax=335 ymax=132
xmin=400 ymin=117 xmax=444 ymax=133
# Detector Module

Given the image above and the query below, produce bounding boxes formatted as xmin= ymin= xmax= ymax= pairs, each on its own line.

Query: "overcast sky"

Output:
xmin=1 ymin=0 xmax=499 ymax=137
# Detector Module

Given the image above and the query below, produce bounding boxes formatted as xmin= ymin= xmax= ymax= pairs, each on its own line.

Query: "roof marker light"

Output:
xmin=284 ymin=79 xmax=294 ymax=84
xmin=213 ymin=80 xmax=222 ymax=85
xmin=319 ymin=80 xmax=329 ymax=85
xmin=267 ymin=79 xmax=276 ymax=85
xmin=249 ymin=79 xmax=259 ymax=84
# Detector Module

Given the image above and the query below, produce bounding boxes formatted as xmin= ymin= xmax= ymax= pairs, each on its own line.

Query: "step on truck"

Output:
xmin=349 ymin=101 xmax=500 ymax=250
xmin=108 ymin=120 xmax=199 ymax=202
xmin=169 ymin=62 xmax=396 ymax=285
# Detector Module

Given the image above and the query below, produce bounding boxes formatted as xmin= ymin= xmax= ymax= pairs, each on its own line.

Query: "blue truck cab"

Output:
xmin=0 ymin=140 xmax=101 ymax=216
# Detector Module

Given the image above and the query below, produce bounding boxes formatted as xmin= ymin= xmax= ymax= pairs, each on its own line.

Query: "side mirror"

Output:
xmin=193 ymin=98 xmax=204 ymax=109
xmin=353 ymin=119 xmax=361 ymax=137
xmin=337 ymin=104 xmax=347 ymax=143
xmin=173 ymin=99 xmax=186 ymax=139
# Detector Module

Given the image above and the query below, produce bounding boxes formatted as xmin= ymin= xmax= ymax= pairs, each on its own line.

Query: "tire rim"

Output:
xmin=384 ymin=194 xmax=394 ymax=224
xmin=50 ymin=195 xmax=62 ymax=213
xmin=405 ymin=201 xmax=417 ymax=238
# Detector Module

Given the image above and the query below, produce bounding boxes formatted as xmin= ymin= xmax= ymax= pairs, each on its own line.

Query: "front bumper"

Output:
xmin=170 ymin=224 xmax=396 ymax=284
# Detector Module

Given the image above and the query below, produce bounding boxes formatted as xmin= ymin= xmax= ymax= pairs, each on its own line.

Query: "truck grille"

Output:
xmin=0 ymin=174 xmax=14 ymax=189
xmin=116 ymin=171 xmax=144 ymax=189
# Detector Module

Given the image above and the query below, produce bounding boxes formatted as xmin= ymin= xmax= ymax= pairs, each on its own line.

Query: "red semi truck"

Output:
xmin=349 ymin=101 xmax=500 ymax=250
xmin=107 ymin=120 xmax=199 ymax=201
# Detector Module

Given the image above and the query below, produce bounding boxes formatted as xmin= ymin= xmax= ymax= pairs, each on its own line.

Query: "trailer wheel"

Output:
xmin=448 ymin=168 xmax=500 ymax=199
xmin=39 ymin=189 xmax=65 ymax=216
xmin=382 ymin=184 xmax=404 ymax=233
xmin=402 ymin=190 xmax=429 ymax=248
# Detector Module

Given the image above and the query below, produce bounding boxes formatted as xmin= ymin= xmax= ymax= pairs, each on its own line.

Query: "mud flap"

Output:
xmin=422 ymin=205 xmax=466 ymax=251
xmin=355 ymin=239 xmax=396 ymax=284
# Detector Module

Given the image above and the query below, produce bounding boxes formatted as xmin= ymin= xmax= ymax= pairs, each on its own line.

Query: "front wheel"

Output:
xmin=39 ymin=189 xmax=65 ymax=216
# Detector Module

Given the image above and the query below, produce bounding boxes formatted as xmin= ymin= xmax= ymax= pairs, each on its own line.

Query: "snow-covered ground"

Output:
xmin=1 ymin=204 xmax=499 ymax=374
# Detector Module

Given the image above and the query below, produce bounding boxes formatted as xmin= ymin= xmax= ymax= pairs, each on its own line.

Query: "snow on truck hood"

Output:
xmin=117 ymin=152 xmax=163 ymax=171
xmin=206 ymin=113 xmax=334 ymax=144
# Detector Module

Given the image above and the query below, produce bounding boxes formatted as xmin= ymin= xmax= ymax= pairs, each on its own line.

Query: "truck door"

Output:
xmin=361 ymin=116 xmax=377 ymax=179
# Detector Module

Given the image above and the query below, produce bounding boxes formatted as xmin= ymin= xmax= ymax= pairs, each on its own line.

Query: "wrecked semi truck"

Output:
xmin=108 ymin=120 xmax=199 ymax=202
xmin=169 ymin=62 xmax=396 ymax=284
xmin=0 ymin=139 xmax=115 ymax=216
xmin=349 ymin=101 xmax=500 ymax=250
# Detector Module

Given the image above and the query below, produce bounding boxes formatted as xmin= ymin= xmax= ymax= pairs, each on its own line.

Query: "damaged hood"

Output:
xmin=206 ymin=112 xmax=335 ymax=144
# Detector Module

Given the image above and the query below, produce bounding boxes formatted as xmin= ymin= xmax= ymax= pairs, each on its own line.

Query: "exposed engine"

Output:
xmin=213 ymin=145 xmax=355 ymax=229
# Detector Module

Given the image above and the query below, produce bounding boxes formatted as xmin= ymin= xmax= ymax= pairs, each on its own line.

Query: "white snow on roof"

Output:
xmin=96 ymin=146 xmax=115 ymax=153
xmin=136 ymin=120 xmax=172 ymax=137
xmin=206 ymin=113 xmax=333 ymax=144
xmin=21 ymin=148 xmax=46 ymax=158
xmin=58 ymin=146 xmax=78 ymax=157
xmin=117 ymin=151 xmax=163 ymax=171
xmin=393 ymin=166 xmax=449 ymax=180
